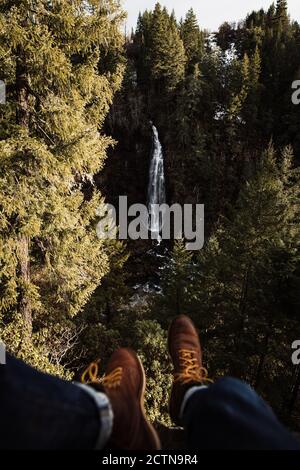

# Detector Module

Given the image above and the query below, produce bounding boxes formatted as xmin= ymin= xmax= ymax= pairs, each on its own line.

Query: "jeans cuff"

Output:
xmin=180 ymin=385 xmax=208 ymax=421
xmin=76 ymin=383 xmax=113 ymax=450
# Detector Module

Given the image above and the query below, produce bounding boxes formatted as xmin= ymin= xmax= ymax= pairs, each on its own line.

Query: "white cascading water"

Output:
xmin=147 ymin=124 xmax=166 ymax=241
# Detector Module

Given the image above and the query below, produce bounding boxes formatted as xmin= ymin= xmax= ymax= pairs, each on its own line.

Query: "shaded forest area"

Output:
xmin=0 ymin=0 xmax=300 ymax=431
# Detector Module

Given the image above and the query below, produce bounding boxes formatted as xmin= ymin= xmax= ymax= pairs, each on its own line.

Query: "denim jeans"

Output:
xmin=1 ymin=355 xmax=299 ymax=450
xmin=182 ymin=377 xmax=300 ymax=450
xmin=0 ymin=354 xmax=112 ymax=450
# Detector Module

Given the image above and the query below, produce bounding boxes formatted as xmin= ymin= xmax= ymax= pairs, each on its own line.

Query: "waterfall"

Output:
xmin=147 ymin=125 xmax=166 ymax=240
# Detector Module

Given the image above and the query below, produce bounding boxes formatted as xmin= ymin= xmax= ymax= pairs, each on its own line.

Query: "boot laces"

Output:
xmin=81 ymin=360 xmax=123 ymax=389
xmin=174 ymin=349 xmax=213 ymax=385
xmin=101 ymin=368 xmax=123 ymax=389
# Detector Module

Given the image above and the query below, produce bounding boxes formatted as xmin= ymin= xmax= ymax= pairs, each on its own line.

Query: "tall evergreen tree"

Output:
xmin=0 ymin=0 xmax=125 ymax=370
xmin=160 ymin=240 xmax=193 ymax=322
xmin=191 ymin=145 xmax=300 ymax=387
xmin=276 ymin=0 xmax=289 ymax=22
xmin=228 ymin=53 xmax=250 ymax=126
xmin=150 ymin=3 xmax=186 ymax=91
xmin=180 ymin=8 xmax=204 ymax=71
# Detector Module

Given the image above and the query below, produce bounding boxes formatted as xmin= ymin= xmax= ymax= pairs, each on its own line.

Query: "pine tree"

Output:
xmin=160 ymin=240 xmax=193 ymax=321
xmin=250 ymin=46 xmax=261 ymax=85
xmin=134 ymin=4 xmax=186 ymax=90
xmin=274 ymin=1 xmax=289 ymax=36
xmin=180 ymin=8 xmax=204 ymax=71
xmin=191 ymin=145 xmax=300 ymax=385
xmin=240 ymin=46 xmax=262 ymax=134
xmin=228 ymin=53 xmax=250 ymax=123
xmin=134 ymin=10 xmax=153 ymax=87
xmin=150 ymin=3 xmax=186 ymax=91
xmin=267 ymin=3 xmax=276 ymax=23
xmin=276 ymin=0 xmax=288 ymax=22
xmin=170 ymin=9 xmax=177 ymax=28
xmin=174 ymin=64 xmax=203 ymax=148
xmin=82 ymin=240 xmax=130 ymax=323
xmin=227 ymin=46 xmax=262 ymax=141
xmin=0 ymin=0 xmax=125 ymax=371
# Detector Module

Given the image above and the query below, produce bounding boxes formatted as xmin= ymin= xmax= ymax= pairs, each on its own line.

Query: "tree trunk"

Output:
xmin=16 ymin=46 xmax=32 ymax=335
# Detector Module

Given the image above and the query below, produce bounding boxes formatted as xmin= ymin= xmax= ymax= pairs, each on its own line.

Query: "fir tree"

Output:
xmin=180 ymin=8 xmax=204 ymax=71
xmin=276 ymin=0 xmax=289 ymax=22
xmin=192 ymin=145 xmax=300 ymax=384
xmin=150 ymin=3 xmax=186 ymax=91
xmin=250 ymin=46 xmax=261 ymax=85
xmin=160 ymin=240 xmax=193 ymax=321
xmin=0 ymin=0 xmax=125 ymax=370
xmin=228 ymin=53 xmax=250 ymax=124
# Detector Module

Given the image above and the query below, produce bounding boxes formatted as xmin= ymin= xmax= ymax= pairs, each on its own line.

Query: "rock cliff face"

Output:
xmin=98 ymin=88 xmax=152 ymax=210
xmin=96 ymin=89 xmax=171 ymax=286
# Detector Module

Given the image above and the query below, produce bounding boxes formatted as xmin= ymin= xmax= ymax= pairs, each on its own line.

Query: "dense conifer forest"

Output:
xmin=0 ymin=0 xmax=299 ymax=432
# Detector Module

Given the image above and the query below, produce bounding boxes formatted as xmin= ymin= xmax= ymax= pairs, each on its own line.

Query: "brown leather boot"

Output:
xmin=82 ymin=348 xmax=161 ymax=450
xmin=168 ymin=315 xmax=213 ymax=426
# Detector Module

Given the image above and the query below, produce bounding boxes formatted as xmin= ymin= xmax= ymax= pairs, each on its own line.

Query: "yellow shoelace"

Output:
xmin=174 ymin=349 xmax=213 ymax=385
xmin=81 ymin=360 xmax=123 ymax=389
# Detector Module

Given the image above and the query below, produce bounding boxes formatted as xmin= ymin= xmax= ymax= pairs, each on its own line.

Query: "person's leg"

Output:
xmin=0 ymin=353 xmax=111 ymax=449
xmin=85 ymin=348 xmax=161 ymax=450
xmin=168 ymin=315 xmax=300 ymax=450
xmin=0 ymin=349 xmax=160 ymax=450
xmin=181 ymin=378 xmax=300 ymax=450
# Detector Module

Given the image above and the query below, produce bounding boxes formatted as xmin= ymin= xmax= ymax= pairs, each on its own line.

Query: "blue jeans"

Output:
xmin=182 ymin=378 xmax=300 ymax=450
xmin=0 ymin=354 xmax=112 ymax=449
xmin=1 ymin=355 xmax=299 ymax=450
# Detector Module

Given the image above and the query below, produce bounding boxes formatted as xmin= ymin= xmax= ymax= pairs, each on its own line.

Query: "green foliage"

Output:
xmin=134 ymin=3 xmax=186 ymax=91
xmin=0 ymin=0 xmax=126 ymax=369
xmin=160 ymin=240 xmax=193 ymax=323
xmin=74 ymin=305 xmax=172 ymax=426
xmin=99 ymin=1 xmax=300 ymax=429
xmin=129 ymin=318 xmax=172 ymax=425
xmin=180 ymin=9 xmax=205 ymax=72
xmin=103 ymin=2 xmax=300 ymax=428
xmin=0 ymin=0 xmax=300 ymax=435
xmin=0 ymin=313 xmax=72 ymax=379
xmin=160 ymin=146 xmax=300 ymax=415
xmin=276 ymin=0 xmax=289 ymax=25
xmin=150 ymin=144 xmax=300 ymax=421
